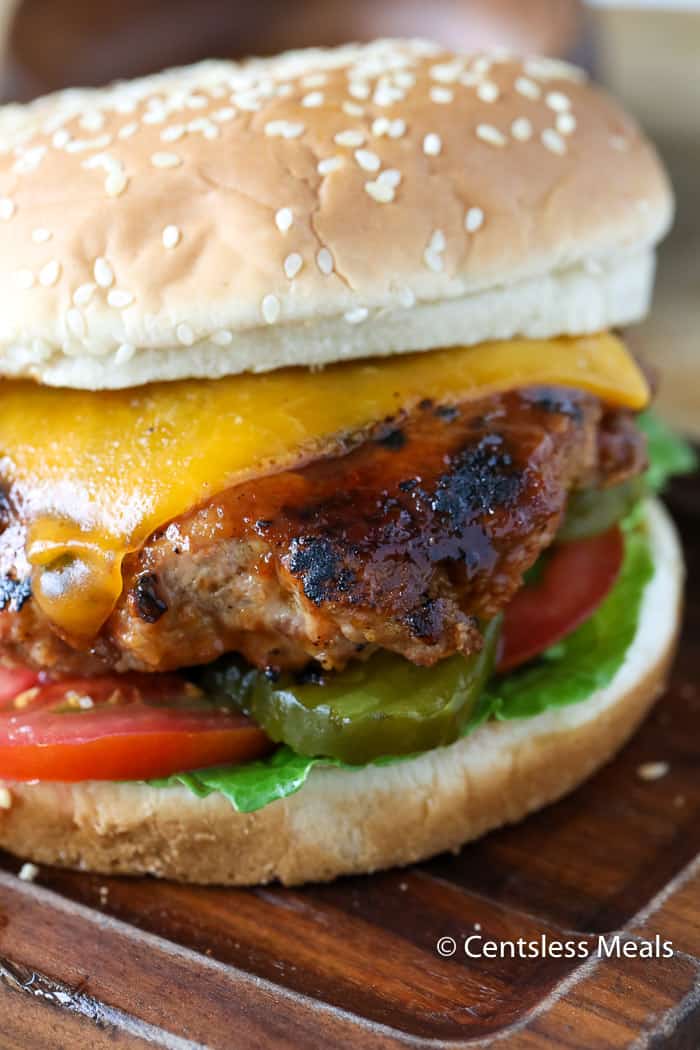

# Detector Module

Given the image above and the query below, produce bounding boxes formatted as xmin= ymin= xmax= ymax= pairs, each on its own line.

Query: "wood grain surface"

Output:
xmin=0 ymin=473 xmax=698 ymax=1049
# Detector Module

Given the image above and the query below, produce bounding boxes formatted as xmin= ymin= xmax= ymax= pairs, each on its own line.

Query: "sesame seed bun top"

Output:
xmin=0 ymin=39 xmax=673 ymax=390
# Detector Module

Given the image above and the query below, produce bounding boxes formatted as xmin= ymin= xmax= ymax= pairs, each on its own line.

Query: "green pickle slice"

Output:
xmin=558 ymin=477 xmax=646 ymax=542
xmin=203 ymin=618 xmax=500 ymax=764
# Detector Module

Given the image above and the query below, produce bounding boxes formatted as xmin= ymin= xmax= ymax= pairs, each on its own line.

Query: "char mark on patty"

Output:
xmin=0 ymin=385 xmax=647 ymax=676
xmin=132 ymin=572 xmax=168 ymax=623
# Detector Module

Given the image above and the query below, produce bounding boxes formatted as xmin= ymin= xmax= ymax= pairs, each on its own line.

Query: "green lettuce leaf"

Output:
xmin=150 ymin=746 xmax=344 ymax=813
xmin=471 ymin=515 xmax=653 ymax=722
xmin=637 ymin=411 xmax=697 ymax=492
xmin=148 ymin=412 xmax=693 ymax=814
xmin=149 ymin=516 xmax=653 ymax=813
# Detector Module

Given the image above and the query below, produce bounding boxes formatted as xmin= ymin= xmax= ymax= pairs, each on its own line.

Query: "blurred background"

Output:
xmin=0 ymin=0 xmax=695 ymax=436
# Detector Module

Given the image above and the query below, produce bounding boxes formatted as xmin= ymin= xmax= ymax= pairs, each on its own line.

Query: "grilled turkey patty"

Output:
xmin=0 ymin=387 xmax=645 ymax=675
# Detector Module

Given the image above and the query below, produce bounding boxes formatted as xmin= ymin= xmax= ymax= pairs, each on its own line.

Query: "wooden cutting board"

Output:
xmin=0 ymin=473 xmax=699 ymax=1050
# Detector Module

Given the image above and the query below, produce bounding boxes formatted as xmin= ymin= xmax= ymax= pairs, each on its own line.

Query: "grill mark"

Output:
xmin=133 ymin=572 xmax=168 ymax=623
xmin=431 ymin=434 xmax=522 ymax=524
xmin=376 ymin=428 xmax=407 ymax=451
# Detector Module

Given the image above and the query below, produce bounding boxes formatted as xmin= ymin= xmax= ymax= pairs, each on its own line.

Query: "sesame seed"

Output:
xmin=187 ymin=117 xmax=212 ymax=135
xmin=261 ymin=294 xmax=281 ymax=324
xmin=107 ymin=289 xmax=133 ymax=309
xmin=162 ymin=224 xmax=181 ymax=249
xmin=524 ymin=57 xmax=584 ymax=82
xmin=348 ymin=81 xmax=370 ymax=100
xmin=378 ymin=169 xmax=401 ymax=188
xmin=541 ymin=128 xmax=566 ymax=155
xmin=637 ymin=761 xmax=669 ymax=782
xmin=82 ymin=152 xmax=118 ymax=172
xmin=515 ymin=76 xmax=541 ymax=100
xmin=18 ymin=862 xmax=39 ymax=882
xmin=115 ymin=343 xmax=135 ymax=364
xmin=212 ymin=107 xmax=236 ymax=123
xmin=317 ymin=156 xmax=343 ymax=175
xmin=143 ymin=108 xmax=166 ymax=125
xmin=284 ymin=252 xmax=303 ymax=279
xmin=398 ymin=287 xmax=416 ymax=308
xmin=556 ymin=112 xmax=577 ymax=135
xmin=73 ymin=283 xmax=96 ymax=306
xmin=151 ymin=152 xmax=182 ymax=168
xmin=264 ymin=120 xmax=305 ymax=139
xmin=39 ymin=260 xmax=60 ymax=287
xmin=118 ymin=122 xmax=138 ymax=140
xmin=424 ymin=229 xmax=446 ymax=272
xmin=511 ymin=117 xmax=533 ymax=141
xmin=303 ymin=73 xmax=327 ymax=88
xmin=316 ymin=248 xmax=334 ymax=275
xmin=354 ymin=148 xmax=380 ymax=172
xmin=14 ymin=145 xmax=46 ymax=173
xmin=212 ymin=329 xmax=233 ymax=346
xmin=546 ymin=91 xmax=571 ymax=113
xmin=373 ymin=82 xmax=404 ymax=107
xmin=275 ymin=207 xmax=293 ymax=233
xmin=0 ymin=786 xmax=11 ymax=809
xmin=477 ymin=81 xmax=500 ymax=103
xmin=105 ymin=171 xmax=128 ymax=197
xmin=476 ymin=124 xmax=507 ymax=147
xmin=176 ymin=321 xmax=195 ymax=345
xmin=80 ymin=135 xmax=112 ymax=153
xmin=161 ymin=124 xmax=185 ymax=142
xmin=472 ymin=56 xmax=492 ymax=75
xmin=31 ymin=227 xmax=51 ymax=244
xmin=66 ymin=307 xmax=86 ymax=338
xmin=364 ymin=180 xmax=394 ymax=203
xmin=232 ymin=92 xmax=261 ymax=112
xmin=94 ymin=257 xmax=114 ymax=288
xmin=465 ymin=207 xmax=484 ymax=233
xmin=302 ymin=91 xmax=324 ymax=108
xmin=395 ymin=71 xmax=416 ymax=89
xmin=371 ymin=117 xmax=391 ymax=137
xmin=344 ymin=306 xmax=369 ymax=324
xmin=388 ymin=119 xmax=407 ymax=139
xmin=342 ymin=101 xmax=364 ymax=117
xmin=423 ymin=133 xmax=442 ymax=156
xmin=430 ymin=86 xmax=454 ymax=104
xmin=52 ymin=128 xmax=70 ymax=148
xmin=186 ymin=93 xmax=208 ymax=110
xmin=15 ymin=270 xmax=34 ymax=290
xmin=430 ymin=61 xmax=463 ymax=83
xmin=334 ymin=129 xmax=365 ymax=148
xmin=0 ymin=198 xmax=15 ymax=220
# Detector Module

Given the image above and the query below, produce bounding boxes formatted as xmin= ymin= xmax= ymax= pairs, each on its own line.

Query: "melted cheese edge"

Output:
xmin=0 ymin=333 xmax=649 ymax=644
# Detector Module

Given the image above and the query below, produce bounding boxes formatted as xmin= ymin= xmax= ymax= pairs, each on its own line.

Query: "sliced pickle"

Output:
xmin=202 ymin=619 xmax=500 ymax=764
xmin=558 ymin=477 xmax=646 ymax=542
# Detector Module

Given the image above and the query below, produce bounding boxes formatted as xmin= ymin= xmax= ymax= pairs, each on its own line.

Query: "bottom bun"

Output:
xmin=0 ymin=499 xmax=683 ymax=886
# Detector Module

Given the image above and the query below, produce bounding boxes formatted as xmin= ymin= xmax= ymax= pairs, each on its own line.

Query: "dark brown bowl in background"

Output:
xmin=2 ymin=0 xmax=581 ymax=101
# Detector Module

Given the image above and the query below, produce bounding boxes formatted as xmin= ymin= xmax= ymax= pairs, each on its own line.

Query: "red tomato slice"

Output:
xmin=498 ymin=526 xmax=625 ymax=674
xmin=0 ymin=673 xmax=271 ymax=782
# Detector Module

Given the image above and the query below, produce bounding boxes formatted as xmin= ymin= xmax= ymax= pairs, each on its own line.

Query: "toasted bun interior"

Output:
xmin=0 ymin=41 xmax=672 ymax=389
xmin=0 ymin=498 xmax=683 ymax=885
